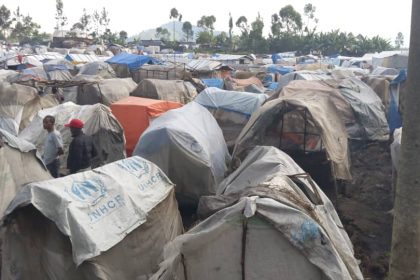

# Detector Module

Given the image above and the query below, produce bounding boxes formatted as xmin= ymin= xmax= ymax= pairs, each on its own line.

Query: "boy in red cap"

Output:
xmin=65 ymin=119 xmax=97 ymax=174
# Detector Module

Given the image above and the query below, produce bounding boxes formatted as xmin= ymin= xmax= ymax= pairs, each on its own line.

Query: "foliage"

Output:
xmin=395 ymin=32 xmax=404 ymax=49
xmin=155 ymin=27 xmax=170 ymax=41
xmin=182 ymin=21 xmax=193 ymax=42
xmin=197 ymin=15 xmax=216 ymax=32
xmin=55 ymin=0 xmax=67 ymax=30
xmin=0 ymin=5 xmax=13 ymax=38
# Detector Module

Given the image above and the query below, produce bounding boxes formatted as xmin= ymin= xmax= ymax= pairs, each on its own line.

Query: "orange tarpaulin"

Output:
xmin=111 ymin=96 xmax=182 ymax=156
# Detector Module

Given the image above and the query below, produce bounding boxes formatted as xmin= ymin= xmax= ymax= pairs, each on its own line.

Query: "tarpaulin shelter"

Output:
xmin=77 ymin=77 xmax=137 ymax=106
xmin=133 ymin=102 xmax=230 ymax=206
xmin=272 ymin=80 xmax=360 ymax=140
xmin=2 ymin=156 xmax=183 ymax=280
xmin=77 ymin=61 xmax=117 ymax=79
xmin=130 ymin=79 xmax=197 ymax=104
xmin=106 ymin=53 xmax=159 ymax=78
xmin=194 ymin=87 xmax=267 ymax=149
xmin=111 ymin=96 xmax=182 ymax=156
xmin=277 ymin=70 xmax=330 ymax=91
xmin=19 ymin=102 xmax=126 ymax=172
xmin=328 ymin=77 xmax=389 ymax=141
xmin=132 ymin=64 xmax=186 ymax=83
xmin=152 ymin=149 xmax=362 ymax=280
xmin=0 ymin=129 xmax=51 ymax=219
xmin=0 ymin=82 xmax=59 ymax=135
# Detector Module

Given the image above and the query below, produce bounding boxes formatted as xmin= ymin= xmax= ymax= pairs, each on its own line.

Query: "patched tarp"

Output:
xmin=106 ymin=53 xmax=159 ymax=71
xmin=195 ymin=87 xmax=267 ymax=148
xmin=2 ymin=156 xmax=184 ymax=279
xmin=0 ymin=128 xmax=51 ymax=219
xmin=131 ymin=79 xmax=197 ymax=104
xmin=0 ymin=82 xmax=59 ymax=135
xmin=233 ymin=92 xmax=351 ymax=180
xmin=77 ymin=78 xmax=137 ymax=106
xmin=19 ymin=102 xmax=126 ymax=171
xmin=77 ymin=61 xmax=117 ymax=79
xmin=329 ymin=77 xmax=389 ymax=141
xmin=152 ymin=195 xmax=362 ymax=280
xmin=274 ymin=80 xmax=360 ymax=139
xmin=133 ymin=102 xmax=231 ymax=205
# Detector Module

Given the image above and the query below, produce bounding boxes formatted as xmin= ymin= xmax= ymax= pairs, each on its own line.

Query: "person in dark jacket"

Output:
xmin=64 ymin=119 xmax=97 ymax=174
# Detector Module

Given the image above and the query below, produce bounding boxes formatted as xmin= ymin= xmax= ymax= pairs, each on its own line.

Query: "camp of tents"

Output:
xmin=0 ymin=44 xmax=405 ymax=279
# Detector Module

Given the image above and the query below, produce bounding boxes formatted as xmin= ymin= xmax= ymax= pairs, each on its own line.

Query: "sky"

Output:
xmin=3 ymin=0 xmax=412 ymax=46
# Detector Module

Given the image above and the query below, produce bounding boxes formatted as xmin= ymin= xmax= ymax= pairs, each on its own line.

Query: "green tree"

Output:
xmin=182 ymin=21 xmax=193 ymax=42
xmin=395 ymin=32 xmax=404 ymax=49
xmin=270 ymin=13 xmax=282 ymax=38
xmin=169 ymin=7 xmax=181 ymax=41
xmin=303 ymin=3 xmax=318 ymax=35
xmin=235 ymin=16 xmax=249 ymax=36
xmin=196 ymin=30 xmax=213 ymax=45
xmin=119 ymin=30 xmax=127 ymax=44
xmin=197 ymin=15 xmax=216 ymax=34
xmin=80 ymin=8 xmax=91 ymax=32
xmin=55 ymin=0 xmax=67 ymax=30
xmin=100 ymin=7 xmax=110 ymax=29
xmin=91 ymin=10 xmax=100 ymax=38
xmin=249 ymin=13 xmax=268 ymax=53
xmin=228 ymin=13 xmax=233 ymax=50
xmin=10 ymin=14 xmax=41 ymax=44
xmin=279 ymin=5 xmax=302 ymax=34
xmin=0 ymin=5 xmax=13 ymax=39
xmin=155 ymin=27 xmax=170 ymax=41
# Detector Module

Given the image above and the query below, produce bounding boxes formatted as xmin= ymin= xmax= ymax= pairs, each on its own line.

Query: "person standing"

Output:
xmin=42 ymin=115 xmax=64 ymax=178
xmin=65 ymin=119 xmax=97 ymax=174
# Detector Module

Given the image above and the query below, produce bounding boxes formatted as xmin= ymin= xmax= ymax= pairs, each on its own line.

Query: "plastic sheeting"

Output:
xmin=77 ymin=77 xmax=137 ymax=106
xmin=111 ymin=96 xmax=183 ymax=156
xmin=0 ymin=82 xmax=58 ymax=135
xmin=233 ymin=92 xmax=351 ymax=180
xmin=335 ymin=77 xmax=389 ymax=141
xmin=77 ymin=61 xmax=117 ymax=79
xmin=195 ymin=88 xmax=267 ymax=148
xmin=106 ymin=53 xmax=159 ymax=71
xmin=3 ymin=156 xmax=184 ymax=279
xmin=0 ymin=129 xmax=51 ymax=219
xmin=153 ymin=194 xmax=362 ymax=280
xmin=133 ymin=102 xmax=231 ymax=205
xmin=19 ymin=102 xmax=125 ymax=171
xmin=201 ymin=78 xmax=224 ymax=89
xmin=130 ymin=79 xmax=197 ymax=104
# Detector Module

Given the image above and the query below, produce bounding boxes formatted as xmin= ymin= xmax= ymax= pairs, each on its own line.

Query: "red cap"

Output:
xmin=64 ymin=119 xmax=84 ymax=128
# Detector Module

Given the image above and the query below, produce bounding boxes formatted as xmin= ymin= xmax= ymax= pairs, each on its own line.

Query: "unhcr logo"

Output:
xmin=117 ymin=158 xmax=151 ymax=179
xmin=67 ymin=178 xmax=107 ymax=205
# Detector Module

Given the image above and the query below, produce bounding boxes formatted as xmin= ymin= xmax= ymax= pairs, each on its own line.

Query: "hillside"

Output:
xmin=130 ymin=21 xmax=221 ymax=42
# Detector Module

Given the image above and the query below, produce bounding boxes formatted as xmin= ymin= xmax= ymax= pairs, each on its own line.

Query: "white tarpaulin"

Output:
xmin=0 ymin=128 xmax=51 ymax=219
xmin=151 ymin=146 xmax=362 ymax=280
xmin=133 ymin=102 xmax=230 ymax=205
xmin=3 ymin=156 xmax=183 ymax=279
xmin=19 ymin=102 xmax=125 ymax=170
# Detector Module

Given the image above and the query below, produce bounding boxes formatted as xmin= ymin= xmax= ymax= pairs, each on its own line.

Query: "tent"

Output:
xmin=77 ymin=77 xmax=137 ymax=106
xmin=77 ymin=61 xmax=117 ymax=79
xmin=0 ymin=129 xmax=51 ymax=219
xmin=133 ymin=102 xmax=230 ymax=206
xmin=130 ymin=79 xmax=197 ymax=104
xmin=111 ymin=96 xmax=183 ymax=156
xmin=274 ymin=80 xmax=360 ymax=140
xmin=152 ymin=149 xmax=362 ymax=280
xmin=194 ymin=87 xmax=268 ymax=149
xmin=132 ymin=64 xmax=186 ymax=83
xmin=276 ymin=70 xmax=330 ymax=91
xmin=0 ymin=82 xmax=59 ymax=135
xmin=329 ymin=77 xmax=389 ymax=141
xmin=106 ymin=52 xmax=159 ymax=71
xmin=2 ymin=156 xmax=183 ymax=280
xmin=232 ymin=92 xmax=351 ymax=201
xmin=19 ymin=102 xmax=126 ymax=172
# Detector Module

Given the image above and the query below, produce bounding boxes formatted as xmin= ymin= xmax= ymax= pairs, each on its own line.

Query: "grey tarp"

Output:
xmin=133 ymin=102 xmax=230 ymax=205
xmin=130 ymin=79 xmax=197 ymax=104
xmin=152 ymin=196 xmax=362 ymax=279
xmin=391 ymin=127 xmax=402 ymax=172
xmin=132 ymin=64 xmax=186 ymax=83
xmin=275 ymin=80 xmax=361 ymax=139
xmin=194 ymin=87 xmax=267 ymax=148
xmin=19 ymin=102 xmax=126 ymax=171
xmin=76 ymin=61 xmax=117 ymax=79
xmin=233 ymin=92 xmax=351 ymax=180
xmin=77 ymin=77 xmax=137 ymax=106
xmin=363 ymin=76 xmax=392 ymax=114
xmin=276 ymin=70 xmax=331 ymax=92
xmin=184 ymin=146 xmax=362 ymax=280
xmin=328 ymin=77 xmax=389 ymax=141
xmin=0 ymin=129 xmax=51 ymax=219
xmin=0 ymin=82 xmax=37 ymax=135
xmin=2 ymin=156 xmax=184 ymax=279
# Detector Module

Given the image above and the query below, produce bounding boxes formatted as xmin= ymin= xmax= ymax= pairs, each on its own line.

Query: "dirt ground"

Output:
xmin=338 ymin=141 xmax=394 ymax=279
